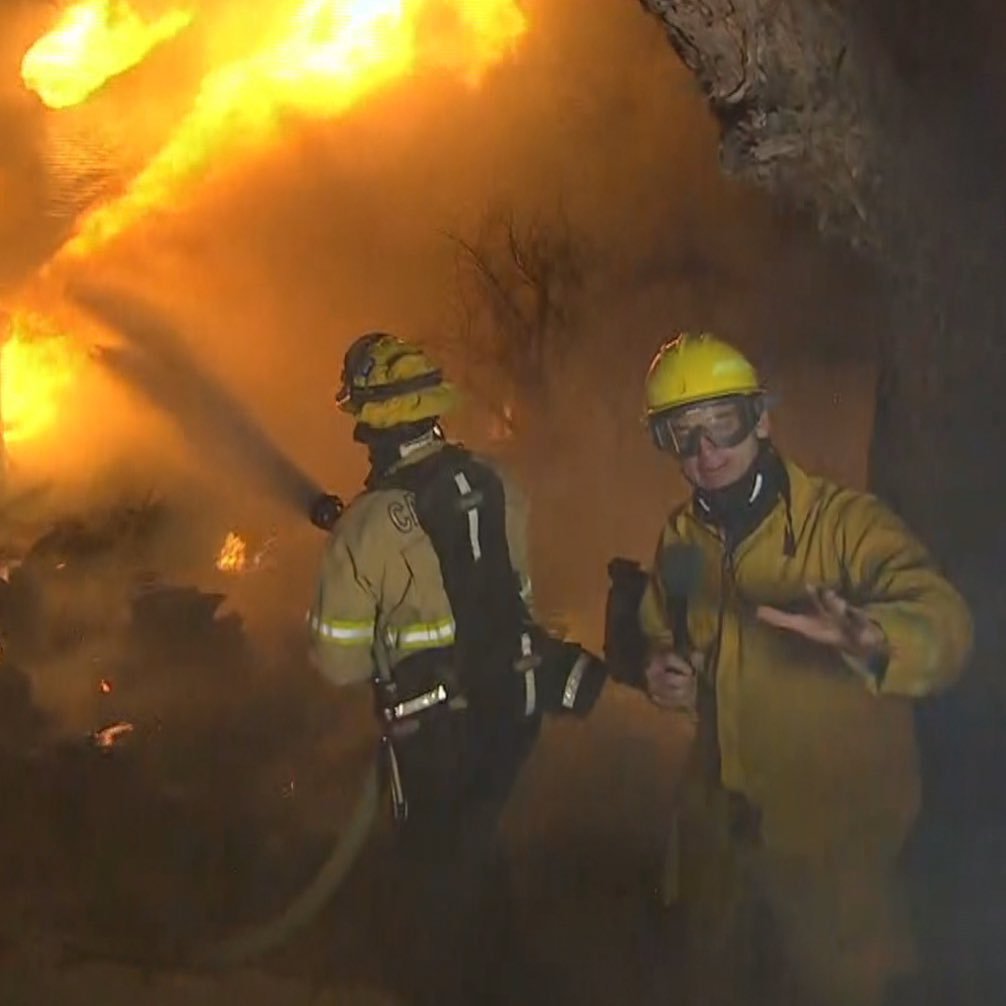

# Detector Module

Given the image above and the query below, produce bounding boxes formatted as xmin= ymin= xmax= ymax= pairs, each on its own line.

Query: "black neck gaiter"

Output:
xmin=356 ymin=420 xmax=440 ymax=486
xmin=693 ymin=440 xmax=792 ymax=552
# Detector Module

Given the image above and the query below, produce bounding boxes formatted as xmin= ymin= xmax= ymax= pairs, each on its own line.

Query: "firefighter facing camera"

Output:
xmin=307 ymin=331 xmax=604 ymax=1004
xmin=623 ymin=331 xmax=974 ymax=1006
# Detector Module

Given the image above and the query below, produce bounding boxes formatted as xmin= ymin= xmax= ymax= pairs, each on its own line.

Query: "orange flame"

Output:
xmin=216 ymin=531 xmax=248 ymax=573
xmin=21 ymin=0 xmax=194 ymax=110
xmin=60 ymin=0 xmax=527 ymax=255
xmin=1 ymin=314 xmax=85 ymax=446
xmin=93 ymin=720 xmax=134 ymax=749
xmin=12 ymin=0 xmax=526 ymax=441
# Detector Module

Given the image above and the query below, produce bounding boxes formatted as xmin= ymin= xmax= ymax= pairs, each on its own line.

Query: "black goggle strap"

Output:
xmin=649 ymin=395 xmax=762 ymax=455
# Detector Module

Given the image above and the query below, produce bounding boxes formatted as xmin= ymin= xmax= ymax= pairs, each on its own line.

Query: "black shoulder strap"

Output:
xmin=380 ymin=447 xmax=528 ymax=689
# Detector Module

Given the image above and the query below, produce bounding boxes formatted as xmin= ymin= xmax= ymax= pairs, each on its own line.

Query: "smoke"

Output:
xmin=72 ymin=282 xmax=324 ymax=517
xmin=0 ymin=0 xmax=886 ymax=659
xmin=0 ymin=0 xmax=902 ymax=988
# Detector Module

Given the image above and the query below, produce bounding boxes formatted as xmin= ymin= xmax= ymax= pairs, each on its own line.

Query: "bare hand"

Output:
xmin=645 ymin=650 xmax=699 ymax=714
xmin=756 ymin=585 xmax=888 ymax=666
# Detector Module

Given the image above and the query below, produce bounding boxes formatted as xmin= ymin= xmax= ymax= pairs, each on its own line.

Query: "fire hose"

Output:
xmin=72 ymin=285 xmax=385 ymax=966
xmin=195 ymin=489 xmax=390 ymax=968
xmin=201 ymin=756 xmax=381 ymax=966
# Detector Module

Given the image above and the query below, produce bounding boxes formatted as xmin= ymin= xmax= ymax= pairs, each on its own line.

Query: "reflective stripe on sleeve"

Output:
xmin=524 ymin=670 xmax=537 ymax=717
xmin=308 ymin=613 xmax=375 ymax=646
xmin=386 ymin=617 xmax=457 ymax=651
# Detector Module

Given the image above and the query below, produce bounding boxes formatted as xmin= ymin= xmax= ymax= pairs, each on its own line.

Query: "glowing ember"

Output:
xmin=99 ymin=678 xmax=113 ymax=694
xmin=93 ymin=720 xmax=134 ymax=749
xmin=59 ymin=0 xmax=527 ymax=254
xmin=0 ymin=559 xmax=21 ymax=583
xmin=489 ymin=402 xmax=515 ymax=442
xmin=1 ymin=314 xmax=84 ymax=445
xmin=252 ymin=533 xmax=279 ymax=570
xmin=21 ymin=0 xmax=193 ymax=110
xmin=216 ymin=531 xmax=248 ymax=573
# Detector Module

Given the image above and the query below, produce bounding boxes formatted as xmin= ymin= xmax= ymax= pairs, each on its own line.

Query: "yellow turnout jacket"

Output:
xmin=308 ymin=441 xmax=532 ymax=690
xmin=640 ymin=460 xmax=973 ymax=861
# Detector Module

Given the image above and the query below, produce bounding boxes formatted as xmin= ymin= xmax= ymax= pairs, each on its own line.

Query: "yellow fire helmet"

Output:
xmin=336 ymin=332 xmax=459 ymax=429
xmin=644 ymin=331 xmax=763 ymax=416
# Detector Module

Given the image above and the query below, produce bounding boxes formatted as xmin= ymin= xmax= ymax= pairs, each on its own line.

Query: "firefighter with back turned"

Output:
xmin=307 ymin=332 xmax=606 ymax=1005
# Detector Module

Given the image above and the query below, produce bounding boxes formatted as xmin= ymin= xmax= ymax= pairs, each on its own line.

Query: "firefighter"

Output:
xmin=637 ymin=333 xmax=973 ymax=1006
xmin=308 ymin=332 xmax=605 ymax=1005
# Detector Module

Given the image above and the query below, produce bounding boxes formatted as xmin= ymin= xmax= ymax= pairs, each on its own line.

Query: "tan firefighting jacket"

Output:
xmin=640 ymin=459 xmax=974 ymax=862
xmin=308 ymin=440 xmax=532 ymax=689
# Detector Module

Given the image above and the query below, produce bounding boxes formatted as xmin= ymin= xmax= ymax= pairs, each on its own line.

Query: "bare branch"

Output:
xmin=442 ymin=205 xmax=590 ymax=429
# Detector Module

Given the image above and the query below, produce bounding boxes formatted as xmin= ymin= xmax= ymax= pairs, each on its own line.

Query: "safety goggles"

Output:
xmin=649 ymin=395 xmax=762 ymax=456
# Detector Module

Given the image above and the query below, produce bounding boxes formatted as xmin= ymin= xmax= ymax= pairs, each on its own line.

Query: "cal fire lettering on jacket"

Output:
xmin=388 ymin=494 xmax=419 ymax=534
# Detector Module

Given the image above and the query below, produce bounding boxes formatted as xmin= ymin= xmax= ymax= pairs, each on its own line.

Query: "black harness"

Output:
xmin=372 ymin=446 xmax=537 ymax=820
xmin=373 ymin=444 xmax=605 ymax=822
xmin=378 ymin=445 xmax=531 ymax=710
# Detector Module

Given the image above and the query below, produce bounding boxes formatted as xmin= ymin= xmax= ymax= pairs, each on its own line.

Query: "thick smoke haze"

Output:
xmin=0 ymin=0 xmax=881 ymax=650
xmin=0 ymin=3 xmax=919 ymax=998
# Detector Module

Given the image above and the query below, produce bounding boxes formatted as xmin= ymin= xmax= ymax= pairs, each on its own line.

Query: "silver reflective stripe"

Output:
xmin=453 ymin=472 xmax=482 ymax=561
xmin=308 ymin=614 xmax=375 ymax=645
xmin=562 ymin=652 xmax=591 ymax=710
xmin=392 ymin=684 xmax=448 ymax=720
xmin=399 ymin=430 xmax=437 ymax=458
xmin=524 ymin=670 xmax=537 ymax=717
xmin=386 ymin=618 xmax=456 ymax=650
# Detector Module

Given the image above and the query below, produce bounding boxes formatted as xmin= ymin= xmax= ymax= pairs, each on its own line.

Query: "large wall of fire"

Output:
xmin=2 ymin=0 xmax=527 ymax=456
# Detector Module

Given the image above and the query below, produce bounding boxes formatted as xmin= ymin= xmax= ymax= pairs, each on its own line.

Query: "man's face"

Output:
xmin=666 ymin=397 xmax=769 ymax=491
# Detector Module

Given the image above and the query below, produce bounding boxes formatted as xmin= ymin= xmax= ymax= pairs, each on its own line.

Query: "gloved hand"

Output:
xmin=535 ymin=639 xmax=607 ymax=717
xmin=645 ymin=649 xmax=701 ymax=717
xmin=310 ymin=493 xmax=344 ymax=531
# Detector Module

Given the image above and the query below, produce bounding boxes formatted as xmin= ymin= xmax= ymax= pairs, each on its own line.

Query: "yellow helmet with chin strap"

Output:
xmin=645 ymin=331 xmax=762 ymax=415
xmin=336 ymin=332 xmax=459 ymax=429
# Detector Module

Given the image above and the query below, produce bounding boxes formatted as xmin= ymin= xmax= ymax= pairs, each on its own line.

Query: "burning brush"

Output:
xmin=4 ymin=0 xmax=529 ymax=462
xmin=214 ymin=530 xmax=282 ymax=574
xmin=215 ymin=531 xmax=248 ymax=574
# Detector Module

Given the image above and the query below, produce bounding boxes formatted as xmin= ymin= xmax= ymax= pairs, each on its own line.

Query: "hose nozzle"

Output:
xmin=310 ymin=494 xmax=344 ymax=531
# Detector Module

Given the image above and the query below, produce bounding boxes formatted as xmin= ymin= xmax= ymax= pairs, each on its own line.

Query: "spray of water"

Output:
xmin=71 ymin=283 xmax=326 ymax=516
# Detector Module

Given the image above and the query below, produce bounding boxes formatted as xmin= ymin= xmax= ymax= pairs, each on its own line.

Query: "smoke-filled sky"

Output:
xmin=0 ymin=0 xmax=882 ymax=639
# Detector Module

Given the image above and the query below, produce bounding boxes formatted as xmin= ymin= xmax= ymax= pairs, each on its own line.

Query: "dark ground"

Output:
xmin=0 ymin=501 xmax=1001 ymax=1006
xmin=0 ymin=503 xmax=689 ymax=1004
